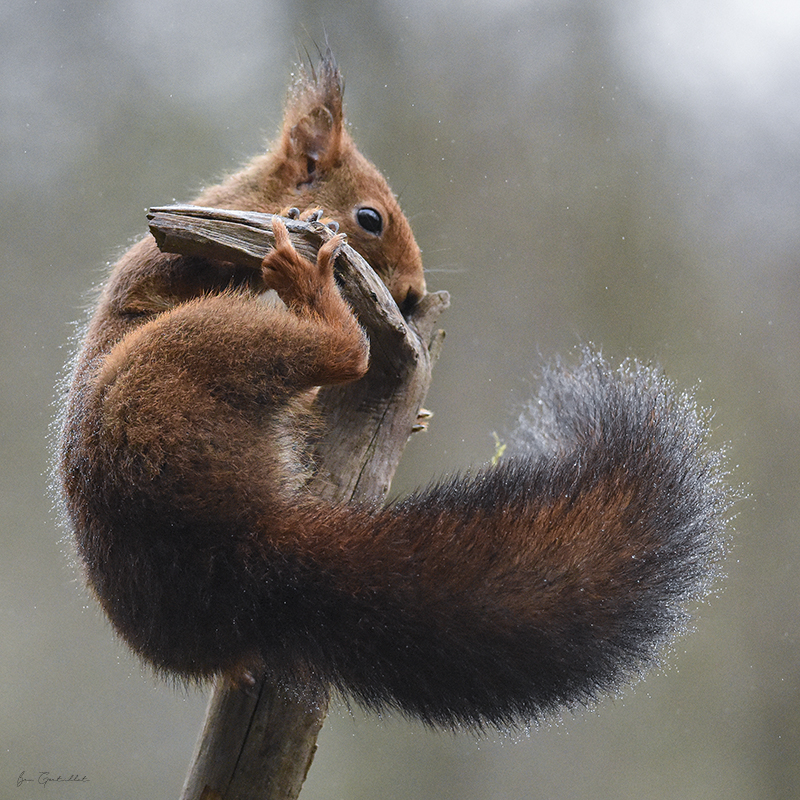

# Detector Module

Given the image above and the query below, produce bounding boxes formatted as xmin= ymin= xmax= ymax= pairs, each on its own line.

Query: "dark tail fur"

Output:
xmin=62 ymin=349 xmax=730 ymax=730
xmin=274 ymin=350 xmax=730 ymax=728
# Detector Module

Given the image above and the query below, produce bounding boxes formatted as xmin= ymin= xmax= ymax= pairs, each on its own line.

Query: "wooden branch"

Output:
xmin=147 ymin=205 xmax=449 ymax=800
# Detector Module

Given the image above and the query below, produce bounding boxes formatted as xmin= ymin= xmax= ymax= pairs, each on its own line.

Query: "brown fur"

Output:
xmin=57 ymin=52 xmax=730 ymax=729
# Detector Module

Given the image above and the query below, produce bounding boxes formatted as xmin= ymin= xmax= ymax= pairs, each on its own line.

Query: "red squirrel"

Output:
xmin=57 ymin=52 xmax=730 ymax=729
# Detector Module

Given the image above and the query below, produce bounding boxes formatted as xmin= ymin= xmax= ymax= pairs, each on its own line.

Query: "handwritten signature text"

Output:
xmin=17 ymin=771 xmax=89 ymax=788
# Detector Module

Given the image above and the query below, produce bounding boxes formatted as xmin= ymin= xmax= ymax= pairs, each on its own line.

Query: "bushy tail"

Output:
xmin=264 ymin=350 xmax=731 ymax=729
xmin=75 ymin=349 xmax=730 ymax=731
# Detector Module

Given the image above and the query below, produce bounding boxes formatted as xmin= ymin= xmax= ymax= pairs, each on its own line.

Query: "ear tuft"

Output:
xmin=279 ymin=50 xmax=345 ymax=180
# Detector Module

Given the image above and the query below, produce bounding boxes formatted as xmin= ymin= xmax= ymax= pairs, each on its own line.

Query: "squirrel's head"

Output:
xmin=266 ymin=52 xmax=427 ymax=313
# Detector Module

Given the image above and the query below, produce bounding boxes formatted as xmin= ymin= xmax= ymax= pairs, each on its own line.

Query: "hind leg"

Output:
xmin=263 ymin=219 xmax=344 ymax=314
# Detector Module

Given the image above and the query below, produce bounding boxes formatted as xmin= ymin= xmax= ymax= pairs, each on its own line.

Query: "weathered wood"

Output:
xmin=149 ymin=205 xmax=321 ymax=270
xmin=181 ymin=679 xmax=329 ymax=800
xmin=147 ymin=205 xmax=449 ymax=800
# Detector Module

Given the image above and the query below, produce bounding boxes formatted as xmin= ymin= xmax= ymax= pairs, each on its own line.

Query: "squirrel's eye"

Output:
xmin=356 ymin=207 xmax=383 ymax=236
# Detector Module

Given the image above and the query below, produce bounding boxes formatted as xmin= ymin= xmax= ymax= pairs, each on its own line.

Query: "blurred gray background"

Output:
xmin=2 ymin=0 xmax=798 ymax=798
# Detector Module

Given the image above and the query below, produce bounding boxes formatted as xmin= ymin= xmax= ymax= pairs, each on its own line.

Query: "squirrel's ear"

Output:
xmin=279 ymin=54 xmax=345 ymax=185
xmin=287 ymin=105 xmax=341 ymax=182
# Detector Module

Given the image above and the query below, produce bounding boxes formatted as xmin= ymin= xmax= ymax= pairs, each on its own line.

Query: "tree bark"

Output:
xmin=146 ymin=205 xmax=449 ymax=800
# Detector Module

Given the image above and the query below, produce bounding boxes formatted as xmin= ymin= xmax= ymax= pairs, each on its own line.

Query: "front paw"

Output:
xmin=279 ymin=206 xmax=340 ymax=233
